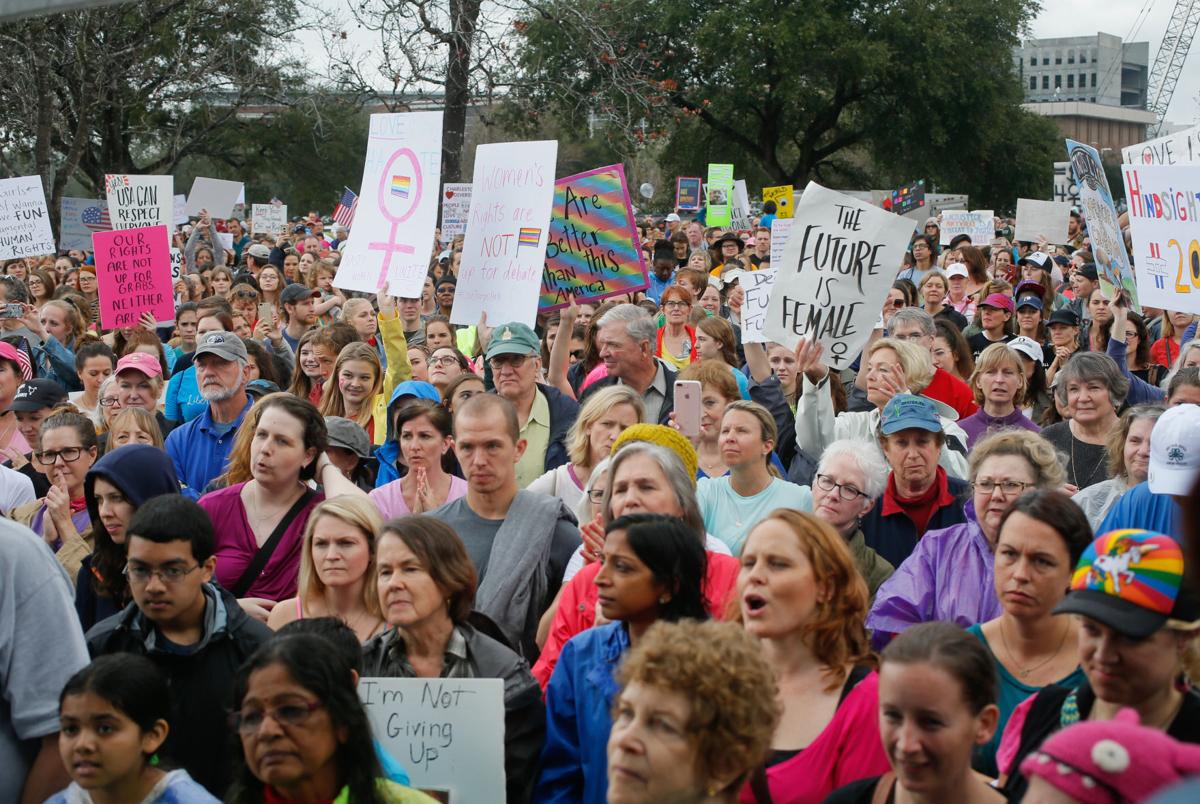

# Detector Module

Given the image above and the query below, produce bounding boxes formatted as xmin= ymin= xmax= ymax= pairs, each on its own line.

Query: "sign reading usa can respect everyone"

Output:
xmin=763 ymin=182 xmax=916 ymax=370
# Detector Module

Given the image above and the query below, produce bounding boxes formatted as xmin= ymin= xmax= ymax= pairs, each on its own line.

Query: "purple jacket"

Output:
xmin=866 ymin=501 xmax=1002 ymax=649
xmin=959 ymin=408 xmax=1040 ymax=449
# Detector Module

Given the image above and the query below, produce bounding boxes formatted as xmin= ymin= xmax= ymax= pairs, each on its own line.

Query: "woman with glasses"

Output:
xmin=426 ymin=345 xmax=471 ymax=396
xmin=811 ymin=440 xmax=893 ymax=597
xmin=655 ymin=285 xmax=698 ymax=371
xmin=97 ymin=375 xmax=122 ymax=432
xmin=868 ymin=430 xmax=1065 ymax=647
xmin=230 ymin=283 xmax=260 ymax=327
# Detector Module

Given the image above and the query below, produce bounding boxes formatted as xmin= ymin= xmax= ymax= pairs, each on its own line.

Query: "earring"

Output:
xmin=659 ymin=595 xmax=670 ymax=604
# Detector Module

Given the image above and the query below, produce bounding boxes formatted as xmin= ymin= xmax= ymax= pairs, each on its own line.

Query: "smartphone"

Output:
xmin=674 ymin=380 xmax=702 ymax=438
xmin=258 ymin=303 xmax=273 ymax=324
xmin=0 ymin=303 xmax=24 ymax=320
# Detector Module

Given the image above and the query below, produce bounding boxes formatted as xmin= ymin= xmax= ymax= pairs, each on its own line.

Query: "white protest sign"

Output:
xmin=216 ymin=232 xmax=233 ymax=252
xmin=0 ymin=176 xmax=55 ymax=259
xmin=338 ymin=112 xmax=443 ymax=295
xmin=1053 ymin=162 xmax=1081 ymax=205
xmin=1070 ymin=139 xmax=1139 ymax=310
xmin=1122 ymin=124 xmax=1200 ymax=167
xmin=360 ymin=677 xmax=505 ymax=803
xmin=105 ymin=175 xmax=173 ymax=230
xmin=770 ymin=218 xmax=793 ymax=267
xmin=251 ymin=203 xmax=288 ymax=236
xmin=452 ymin=140 xmax=558 ymax=327
xmin=60 ymin=197 xmax=108 ymax=251
xmin=441 ymin=183 xmax=472 ymax=239
xmin=170 ymin=247 xmax=183 ymax=281
xmin=173 ymin=194 xmax=188 ymax=225
xmin=741 ymin=267 xmax=777 ymax=344
xmin=939 ymin=210 xmax=994 ymax=246
xmin=731 ymin=179 xmax=753 ymax=230
xmin=763 ymin=182 xmax=916 ymax=369
xmin=184 ymin=177 xmax=244 ymax=219
xmin=1014 ymin=199 xmax=1072 ymax=244
xmin=1121 ymin=164 xmax=1200 ymax=314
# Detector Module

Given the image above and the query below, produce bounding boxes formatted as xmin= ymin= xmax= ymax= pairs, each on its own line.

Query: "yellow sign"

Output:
xmin=763 ymin=185 xmax=794 ymax=219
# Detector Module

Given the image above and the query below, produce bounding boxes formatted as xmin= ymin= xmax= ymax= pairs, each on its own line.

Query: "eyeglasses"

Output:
xmin=235 ymin=289 xmax=258 ymax=299
xmin=122 ymin=563 xmax=200 ymax=585
xmin=490 ymin=353 xmax=531 ymax=370
xmin=815 ymin=474 xmax=867 ymax=501
xmin=99 ymin=397 xmax=122 ymax=408
xmin=34 ymin=447 xmax=87 ymax=465
xmin=569 ymin=349 xmax=585 ymax=361
xmin=228 ymin=701 xmax=323 ymax=735
xmin=663 ymin=300 xmax=690 ymax=309
xmin=890 ymin=332 xmax=926 ymax=342
xmin=587 ymin=488 xmax=607 ymax=503
xmin=429 ymin=355 xmax=460 ymax=367
xmin=972 ymin=479 xmax=1031 ymax=497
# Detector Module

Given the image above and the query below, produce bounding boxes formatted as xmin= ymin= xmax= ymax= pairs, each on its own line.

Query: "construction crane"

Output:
xmin=1145 ymin=0 xmax=1200 ymax=137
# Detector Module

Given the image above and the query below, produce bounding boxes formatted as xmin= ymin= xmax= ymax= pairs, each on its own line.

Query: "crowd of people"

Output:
xmin=2 ymin=202 xmax=1200 ymax=803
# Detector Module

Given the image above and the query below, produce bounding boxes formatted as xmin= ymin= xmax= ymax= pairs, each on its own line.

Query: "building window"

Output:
xmin=1030 ymin=55 xmax=1037 ymax=66
xmin=1080 ymin=73 xmax=1087 ymax=88
xmin=1068 ymin=50 xmax=1075 ymax=64
xmin=1043 ymin=76 xmax=1050 ymax=90
xmin=1055 ymin=74 xmax=1062 ymax=88
xmin=1091 ymin=73 xmax=1097 ymax=87
xmin=1080 ymin=51 xmax=1088 ymax=64
xmin=1043 ymin=56 xmax=1050 ymax=66
xmin=1030 ymin=77 xmax=1037 ymax=90
xmin=1067 ymin=74 xmax=1075 ymax=88
xmin=1055 ymin=51 xmax=1062 ymax=65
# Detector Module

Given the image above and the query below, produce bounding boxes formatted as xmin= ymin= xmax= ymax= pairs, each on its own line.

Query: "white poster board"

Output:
xmin=184 ymin=177 xmax=244 ymax=219
xmin=1122 ymin=124 xmax=1200 ymax=167
xmin=337 ymin=112 xmax=443 ymax=295
xmin=731 ymin=179 xmax=753 ymax=230
xmin=360 ymin=677 xmax=505 ymax=803
xmin=763 ymin=182 xmax=916 ymax=369
xmin=441 ymin=183 xmax=472 ymax=239
xmin=1121 ymin=164 xmax=1200 ymax=315
xmin=770 ymin=218 xmax=793 ymax=267
xmin=0 ymin=176 xmax=55 ymax=259
xmin=939 ymin=210 xmax=994 ymax=246
xmin=251 ymin=203 xmax=288 ymax=236
xmin=105 ymin=174 xmax=173 ymax=230
xmin=1053 ymin=162 xmax=1082 ymax=205
xmin=452 ymin=140 xmax=558 ymax=327
xmin=60 ymin=197 xmax=109 ymax=251
xmin=741 ymin=267 xmax=777 ymax=344
xmin=1014 ymin=199 xmax=1072 ymax=244
xmin=173 ymin=194 xmax=188 ymax=225
xmin=170 ymin=247 xmax=183 ymax=281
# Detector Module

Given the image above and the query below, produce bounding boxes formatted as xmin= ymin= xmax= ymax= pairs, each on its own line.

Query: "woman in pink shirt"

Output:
xmin=368 ymin=399 xmax=467 ymax=519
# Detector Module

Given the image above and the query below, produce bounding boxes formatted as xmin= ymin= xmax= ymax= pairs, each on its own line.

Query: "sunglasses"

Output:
xmin=235 ymin=289 xmax=259 ymax=299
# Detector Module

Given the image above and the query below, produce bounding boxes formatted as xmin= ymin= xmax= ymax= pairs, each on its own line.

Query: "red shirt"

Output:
xmin=880 ymin=466 xmax=955 ymax=537
xmin=922 ymin=366 xmax=978 ymax=420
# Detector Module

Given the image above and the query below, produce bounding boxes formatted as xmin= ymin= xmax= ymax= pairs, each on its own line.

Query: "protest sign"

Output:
xmin=706 ymin=164 xmax=734 ymax=227
xmin=452 ymin=140 xmax=558 ymax=327
xmin=59 ymin=197 xmax=110 ymax=251
xmin=770 ymin=218 xmax=793 ymax=267
xmin=338 ymin=112 xmax=444 ymax=296
xmin=170 ymin=247 xmax=183 ymax=282
xmin=0 ymin=176 xmax=54 ymax=260
xmin=540 ymin=164 xmax=647 ymax=312
xmin=731 ymin=179 xmax=753 ymax=230
xmin=676 ymin=176 xmax=702 ymax=211
xmin=888 ymin=180 xmax=926 ymax=217
xmin=360 ymin=677 xmax=504 ymax=803
xmin=184 ymin=177 xmax=244 ymax=219
xmin=741 ymin=267 xmax=777 ymax=344
xmin=1068 ymin=139 xmax=1138 ymax=310
xmin=1053 ymin=162 xmax=1082 ymax=205
xmin=1122 ymin=124 xmax=1200 ymax=166
xmin=441 ymin=183 xmax=472 ymax=239
xmin=938 ymin=210 xmax=994 ymax=246
xmin=251 ymin=203 xmax=288 ymax=236
xmin=105 ymin=175 xmax=172 ymax=230
xmin=173 ymin=194 xmax=188 ymax=225
xmin=92 ymin=226 xmax=174 ymax=329
xmin=1014 ymin=199 xmax=1072 ymax=244
xmin=763 ymin=182 xmax=916 ymax=370
xmin=763 ymin=185 xmax=794 ymax=219
xmin=1121 ymin=164 xmax=1200 ymax=314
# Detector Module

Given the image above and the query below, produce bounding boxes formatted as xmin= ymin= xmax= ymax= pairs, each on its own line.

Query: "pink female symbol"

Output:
xmin=367 ymin=147 xmax=424 ymax=288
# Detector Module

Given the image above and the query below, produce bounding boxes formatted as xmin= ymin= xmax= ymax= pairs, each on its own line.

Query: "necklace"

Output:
xmin=247 ymin=483 xmax=305 ymax=525
xmin=1069 ymin=422 xmax=1104 ymax=488
xmin=999 ymin=617 xmax=1070 ymax=678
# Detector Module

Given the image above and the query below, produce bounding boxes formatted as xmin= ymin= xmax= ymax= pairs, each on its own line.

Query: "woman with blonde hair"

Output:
xmin=527 ymin=384 xmax=644 ymax=511
xmin=104 ymin=407 xmax=164 ymax=451
xmin=958 ymin=343 xmax=1040 ymax=449
xmin=209 ymin=265 xmax=234 ymax=301
xmin=267 ymin=495 xmax=386 ymax=641
xmin=288 ymin=327 xmax=353 ymax=406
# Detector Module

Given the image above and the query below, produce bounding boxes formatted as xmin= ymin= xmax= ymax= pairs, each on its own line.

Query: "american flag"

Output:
xmin=82 ymin=204 xmax=111 ymax=233
xmin=332 ymin=187 xmax=358 ymax=228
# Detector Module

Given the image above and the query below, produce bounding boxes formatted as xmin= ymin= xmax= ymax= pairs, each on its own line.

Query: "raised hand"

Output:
xmin=793 ymin=336 xmax=829 ymax=384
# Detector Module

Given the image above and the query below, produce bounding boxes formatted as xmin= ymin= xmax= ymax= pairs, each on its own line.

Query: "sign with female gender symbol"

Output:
xmin=337 ymin=112 xmax=443 ymax=296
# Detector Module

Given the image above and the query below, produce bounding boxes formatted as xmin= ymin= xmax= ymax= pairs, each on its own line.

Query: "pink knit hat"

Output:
xmin=1020 ymin=708 xmax=1200 ymax=801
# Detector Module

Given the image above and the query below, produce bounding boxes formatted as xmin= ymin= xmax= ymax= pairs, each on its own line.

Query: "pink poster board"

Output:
xmin=93 ymin=225 xmax=174 ymax=330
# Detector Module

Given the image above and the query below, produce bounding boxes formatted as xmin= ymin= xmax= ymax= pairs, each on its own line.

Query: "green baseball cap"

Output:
xmin=485 ymin=322 xmax=541 ymax=360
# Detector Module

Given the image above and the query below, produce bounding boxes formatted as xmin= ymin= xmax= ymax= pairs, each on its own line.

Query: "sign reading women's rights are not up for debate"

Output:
xmin=763 ymin=182 xmax=917 ymax=370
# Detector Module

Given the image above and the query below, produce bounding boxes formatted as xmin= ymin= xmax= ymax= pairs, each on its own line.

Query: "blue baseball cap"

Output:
xmin=1016 ymin=296 xmax=1044 ymax=311
xmin=880 ymin=394 xmax=944 ymax=435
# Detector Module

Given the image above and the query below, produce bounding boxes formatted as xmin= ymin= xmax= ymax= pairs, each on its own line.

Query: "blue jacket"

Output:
xmin=535 ymin=622 xmax=629 ymax=804
xmin=34 ymin=335 xmax=82 ymax=391
xmin=374 ymin=380 xmax=442 ymax=488
xmin=861 ymin=474 xmax=971 ymax=568
xmin=1098 ymin=481 xmax=1180 ymax=538
xmin=165 ymin=399 xmax=253 ymax=500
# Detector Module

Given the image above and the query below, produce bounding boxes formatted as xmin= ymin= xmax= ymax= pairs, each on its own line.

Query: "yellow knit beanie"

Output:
xmin=610 ymin=423 xmax=699 ymax=485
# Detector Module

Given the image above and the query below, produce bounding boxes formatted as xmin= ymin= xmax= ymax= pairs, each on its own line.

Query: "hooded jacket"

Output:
xmin=374 ymin=380 xmax=442 ymax=487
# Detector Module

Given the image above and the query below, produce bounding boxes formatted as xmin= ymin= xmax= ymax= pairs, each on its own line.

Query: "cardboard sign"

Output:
xmin=540 ymin=164 xmax=647 ymax=311
xmin=1014 ymin=199 xmax=1072 ymax=244
xmin=105 ymin=175 xmax=173 ymax=230
xmin=731 ymin=179 xmax=753 ymax=230
xmin=762 ymin=184 xmax=794 ymax=219
xmin=441 ymin=183 xmax=472 ymax=239
xmin=770 ymin=218 xmax=793 ymax=267
xmin=763 ymin=182 xmax=916 ymax=369
xmin=60 ymin=197 xmax=110 ymax=251
xmin=251 ymin=203 xmax=288 ymax=236
xmin=170 ymin=247 xmax=183 ymax=281
xmin=173 ymin=194 xmax=188 ymax=225
xmin=360 ymin=677 xmax=505 ymax=803
xmin=705 ymin=164 xmax=734 ymax=227
xmin=338 ymin=112 xmax=443 ymax=295
xmin=939 ymin=210 xmax=994 ymax=246
xmin=1068 ymin=139 xmax=1139 ymax=310
xmin=1121 ymin=164 xmax=1199 ymax=314
xmin=676 ymin=176 xmax=702 ymax=211
xmin=1122 ymin=124 xmax=1200 ymax=167
xmin=184 ymin=177 xmax=244 ymax=219
xmin=889 ymin=180 xmax=926 ymax=217
xmin=741 ymin=267 xmax=777 ymax=344
xmin=1053 ymin=162 xmax=1082 ymax=205
xmin=93 ymin=226 xmax=174 ymax=329
xmin=0 ymin=176 xmax=54 ymax=259
xmin=452 ymin=140 xmax=558 ymax=327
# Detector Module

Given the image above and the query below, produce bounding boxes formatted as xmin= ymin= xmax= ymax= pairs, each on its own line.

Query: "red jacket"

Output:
xmin=922 ymin=366 xmax=978 ymax=420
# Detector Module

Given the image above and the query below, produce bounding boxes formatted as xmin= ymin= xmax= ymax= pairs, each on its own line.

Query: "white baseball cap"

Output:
xmin=665 ymin=213 xmax=681 ymax=222
xmin=946 ymin=262 xmax=968 ymax=279
xmin=1148 ymin=404 xmax=1200 ymax=495
xmin=1008 ymin=336 xmax=1043 ymax=365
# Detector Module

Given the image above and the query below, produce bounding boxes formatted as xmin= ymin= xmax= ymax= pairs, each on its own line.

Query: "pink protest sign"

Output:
xmin=93 ymin=225 xmax=174 ymax=330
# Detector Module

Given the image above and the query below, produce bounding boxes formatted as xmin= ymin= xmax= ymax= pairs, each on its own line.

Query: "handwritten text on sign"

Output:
xmin=360 ymin=677 xmax=505 ymax=803
xmin=1069 ymin=139 xmax=1139 ymax=310
xmin=540 ymin=164 xmax=647 ymax=312
xmin=1121 ymin=164 xmax=1200 ymax=315
xmin=93 ymin=226 xmax=174 ymax=329
xmin=105 ymin=175 xmax=173 ymax=230
xmin=0 ymin=176 xmax=55 ymax=259
xmin=741 ymin=267 xmax=777 ymax=344
xmin=764 ymin=182 xmax=916 ymax=369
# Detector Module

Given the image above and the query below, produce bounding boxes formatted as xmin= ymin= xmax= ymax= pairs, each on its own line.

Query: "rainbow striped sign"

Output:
xmin=390 ymin=175 xmax=411 ymax=198
xmin=540 ymin=164 xmax=647 ymax=311
xmin=518 ymin=227 xmax=542 ymax=248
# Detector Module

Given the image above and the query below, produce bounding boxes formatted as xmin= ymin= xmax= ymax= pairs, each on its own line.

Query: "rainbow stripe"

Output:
xmin=1071 ymin=529 xmax=1183 ymax=615
xmin=390 ymin=175 xmax=411 ymax=198
xmin=518 ymin=227 xmax=541 ymax=247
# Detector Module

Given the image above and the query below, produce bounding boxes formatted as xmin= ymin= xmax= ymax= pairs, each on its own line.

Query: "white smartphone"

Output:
xmin=674 ymin=380 xmax=702 ymax=438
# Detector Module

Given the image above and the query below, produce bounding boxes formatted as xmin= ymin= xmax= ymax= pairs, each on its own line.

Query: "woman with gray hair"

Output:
xmin=813 ymin=439 xmax=894 ymax=595
xmin=1040 ymin=352 xmax=1129 ymax=490
xmin=1071 ymin=404 xmax=1165 ymax=529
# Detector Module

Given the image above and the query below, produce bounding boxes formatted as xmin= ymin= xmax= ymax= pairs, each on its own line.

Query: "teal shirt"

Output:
xmin=697 ymin=476 xmax=812 ymax=555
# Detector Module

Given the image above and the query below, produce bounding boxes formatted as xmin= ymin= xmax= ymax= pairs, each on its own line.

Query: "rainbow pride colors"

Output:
xmin=390 ymin=175 xmax=411 ymax=198
xmin=1071 ymin=529 xmax=1183 ymax=615
xmin=518 ymin=227 xmax=542 ymax=247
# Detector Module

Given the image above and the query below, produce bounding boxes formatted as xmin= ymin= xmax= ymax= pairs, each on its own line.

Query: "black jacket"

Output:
xmin=537 ymin=382 xmax=578 ymax=473
xmin=84 ymin=583 xmax=273 ymax=797
xmin=578 ymin=360 xmax=678 ymax=425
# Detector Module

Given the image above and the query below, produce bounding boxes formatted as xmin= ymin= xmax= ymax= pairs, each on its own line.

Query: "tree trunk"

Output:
xmin=441 ymin=0 xmax=481 ymax=185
